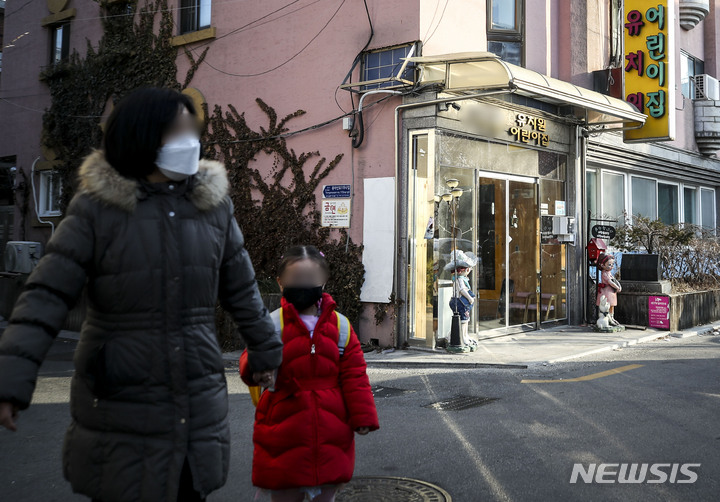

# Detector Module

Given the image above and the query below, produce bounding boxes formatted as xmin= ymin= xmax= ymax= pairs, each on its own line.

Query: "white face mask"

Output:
xmin=156 ymin=133 xmax=200 ymax=181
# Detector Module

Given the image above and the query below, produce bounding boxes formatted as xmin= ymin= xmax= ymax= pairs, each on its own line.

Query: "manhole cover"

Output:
xmin=336 ymin=476 xmax=451 ymax=501
xmin=372 ymin=386 xmax=414 ymax=398
xmin=423 ymin=395 xmax=498 ymax=411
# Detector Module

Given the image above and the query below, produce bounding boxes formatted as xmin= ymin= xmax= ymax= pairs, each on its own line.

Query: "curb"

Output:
xmin=364 ymin=360 xmax=529 ymax=369
xmin=669 ymin=320 xmax=720 ymax=339
xmin=545 ymin=331 xmax=668 ymax=363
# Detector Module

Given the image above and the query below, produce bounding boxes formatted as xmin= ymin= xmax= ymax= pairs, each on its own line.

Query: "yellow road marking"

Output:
xmin=521 ymin=364 xmax=644 ymax=383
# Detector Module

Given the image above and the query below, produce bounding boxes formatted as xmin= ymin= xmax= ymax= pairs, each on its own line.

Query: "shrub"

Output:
xmin=612 ymin=214 xmax=720 ymax=290
xmin=204 ymin=100 xmax=365 ymax=349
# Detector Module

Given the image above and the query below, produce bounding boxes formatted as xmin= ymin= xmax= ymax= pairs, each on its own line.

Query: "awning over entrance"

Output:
xmin=406 ymin=52 xmax=646 ymax=128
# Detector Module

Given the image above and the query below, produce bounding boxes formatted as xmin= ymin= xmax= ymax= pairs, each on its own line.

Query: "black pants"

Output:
xmin=92 ymin=458 xmax=204 ymax=502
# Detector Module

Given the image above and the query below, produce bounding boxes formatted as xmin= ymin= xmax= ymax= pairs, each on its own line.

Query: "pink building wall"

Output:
xmin=0 ymin=0 xmax=102 ymax=243
xmin=175 ymin=0 xmax=489 ymax=342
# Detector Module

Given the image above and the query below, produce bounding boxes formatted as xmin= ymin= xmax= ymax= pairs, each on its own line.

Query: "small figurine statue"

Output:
xmin=596 ymin=253 xmax=622 ymax=326
xmin=446 ymin=250 xmax=478 ymax=347
xmin=596 ymin=295 xmax=611 ymax=330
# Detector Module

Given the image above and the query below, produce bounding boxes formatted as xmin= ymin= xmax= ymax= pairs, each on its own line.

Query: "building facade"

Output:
xmin=0 ymin=1 xmax=719 ymax=346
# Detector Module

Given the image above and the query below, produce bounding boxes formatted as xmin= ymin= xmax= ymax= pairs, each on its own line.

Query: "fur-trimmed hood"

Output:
xmin=77 ymin=150 xmax=229 ymax=212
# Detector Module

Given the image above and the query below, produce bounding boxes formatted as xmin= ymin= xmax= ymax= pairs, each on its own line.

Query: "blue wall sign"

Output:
xmin=323 ymin=184 xmax=352 ymax=199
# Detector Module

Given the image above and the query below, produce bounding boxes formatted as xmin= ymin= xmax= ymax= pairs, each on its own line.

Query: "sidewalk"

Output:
xmin=359 ymin=321 xmax=720 ymax=368
xmin=3 ymin=318 xmax=716 ymax=370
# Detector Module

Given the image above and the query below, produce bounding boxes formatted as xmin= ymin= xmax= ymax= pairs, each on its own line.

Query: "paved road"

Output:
xmin=1 ymin=334 xmax=719 ymax=501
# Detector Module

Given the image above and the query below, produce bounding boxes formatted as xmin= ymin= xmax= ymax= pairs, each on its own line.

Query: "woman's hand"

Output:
xmin=0 ymin=402 xmax=19 ymax=432
xmin=253 ymin=370 xmax=276 ymax=389
xmin=356 ymin=427 xmax=370 ymax=435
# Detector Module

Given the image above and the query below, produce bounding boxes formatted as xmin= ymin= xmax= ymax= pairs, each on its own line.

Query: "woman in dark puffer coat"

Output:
xmin=0 ymin=88 xmax=282 ymax=502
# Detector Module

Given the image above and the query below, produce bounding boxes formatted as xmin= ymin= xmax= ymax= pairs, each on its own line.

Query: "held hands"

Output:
xmin=253 ymin=370 xmax=276 ymax=389
xmin=0 ymin=402 xmax=19 ymax=432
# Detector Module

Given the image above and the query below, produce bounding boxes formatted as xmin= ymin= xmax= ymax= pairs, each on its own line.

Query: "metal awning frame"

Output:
xmin=407 ymin=53 xmax=647 ymax=131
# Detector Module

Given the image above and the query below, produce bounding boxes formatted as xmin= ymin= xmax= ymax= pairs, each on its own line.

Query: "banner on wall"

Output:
xmin=623 ymin=0 xmax=676 ymax=142
xmin=360 ymin=177 xmax=395 ymax=303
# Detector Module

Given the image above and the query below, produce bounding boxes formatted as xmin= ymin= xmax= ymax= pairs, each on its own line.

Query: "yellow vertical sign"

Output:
xmin=623 ymin=0 xmax=675 ymax=142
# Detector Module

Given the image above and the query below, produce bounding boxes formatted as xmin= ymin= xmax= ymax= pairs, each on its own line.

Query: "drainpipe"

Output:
xmin=351 ymin=90 xmax=403 ymax=148
xmin=392 ymin=88 xmax=516 ymax=347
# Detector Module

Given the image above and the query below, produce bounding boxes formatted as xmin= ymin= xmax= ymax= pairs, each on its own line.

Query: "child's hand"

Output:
xmin=355 ymin=427 xmax=370 ymax=435
xmin=0 ymin=402 xmax=19 ymax=432
xmin=253 ymin=370 xmax=276 ymax=389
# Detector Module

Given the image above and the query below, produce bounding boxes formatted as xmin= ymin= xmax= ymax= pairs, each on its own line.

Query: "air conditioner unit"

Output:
xmin=5 ymin=241 xmax=43 ymax=274
xmin=694 ymin=74 xmax=720 ymax=100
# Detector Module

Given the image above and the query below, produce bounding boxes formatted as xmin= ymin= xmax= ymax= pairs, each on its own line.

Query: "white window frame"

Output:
xmin=38 ymin=171 xmax=62 ymax=218
xmin=700 ymin=187 xmax=717 ymax=232
xmin=599 ymin=169 xmax=627 ymax=223
xmin=586 ymin=167 xmax=598 ymax=217
xmin=591 ymin=169 xmax=718 ymax=234
xmin=681 ymin=185 xmax=697 ymax=226
xmin=629 ymin=175 xmax=658 ymax=219
xmin=657 ymin=180 xmax=680 ymax=225
xmin=360 ymin=42 xmax=417 ymax=91
xmin=180 ymin=0 xmax=212 ymax=34
xmin=680 ymin=50 xmax=705 ymax=100
xmin=50 ymin=23 xmax=70 ymax=65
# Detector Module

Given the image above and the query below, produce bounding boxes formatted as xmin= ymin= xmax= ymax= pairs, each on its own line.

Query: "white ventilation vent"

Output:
xmin=694 ymin=74 xmax=720 ymax=101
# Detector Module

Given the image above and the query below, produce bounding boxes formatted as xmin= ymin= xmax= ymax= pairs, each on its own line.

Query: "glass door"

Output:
xmin=476 ymin=178 xmax=506 ymax=331
xmin=507 ymin=179 xmax=540 ymax=330
xmin=476 ymin=174 xmax=539 ymax=337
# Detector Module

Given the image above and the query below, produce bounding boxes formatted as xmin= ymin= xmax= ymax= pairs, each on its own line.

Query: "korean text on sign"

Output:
xmin=623 ymin=1 xmax=674 ymax=142
xmin=508 ymin=113 xmax=550 ymax=147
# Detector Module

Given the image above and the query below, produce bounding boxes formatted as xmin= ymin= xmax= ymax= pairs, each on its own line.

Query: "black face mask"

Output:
xmin=282 ymin=286 xmax=323 ymax=311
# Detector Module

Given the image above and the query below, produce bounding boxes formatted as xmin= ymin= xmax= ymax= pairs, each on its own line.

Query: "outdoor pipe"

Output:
xmin=352 ymin=89 xmax=403 ymax=148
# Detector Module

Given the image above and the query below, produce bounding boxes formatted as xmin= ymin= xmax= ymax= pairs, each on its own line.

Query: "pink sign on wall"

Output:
xmin=648 ymin=296 xmax=670 ymax=329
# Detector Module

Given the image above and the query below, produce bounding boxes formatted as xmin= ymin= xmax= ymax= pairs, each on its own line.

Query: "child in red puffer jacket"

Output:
xmin=240 ymin=245 xmax=379 ymax=502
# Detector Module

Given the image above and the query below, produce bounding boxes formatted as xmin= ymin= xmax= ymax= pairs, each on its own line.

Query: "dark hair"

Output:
xmin=597 ymin=253 xmax=613 ymax=266
xmin=278 ymin=245 xmax=330 ymax=278
xmin=103 ymin=87 xmax=197 ymax=178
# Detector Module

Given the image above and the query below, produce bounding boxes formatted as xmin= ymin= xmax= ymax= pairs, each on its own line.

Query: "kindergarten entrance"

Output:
xmin=407 ymin=130 xmax=569 ymax=347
